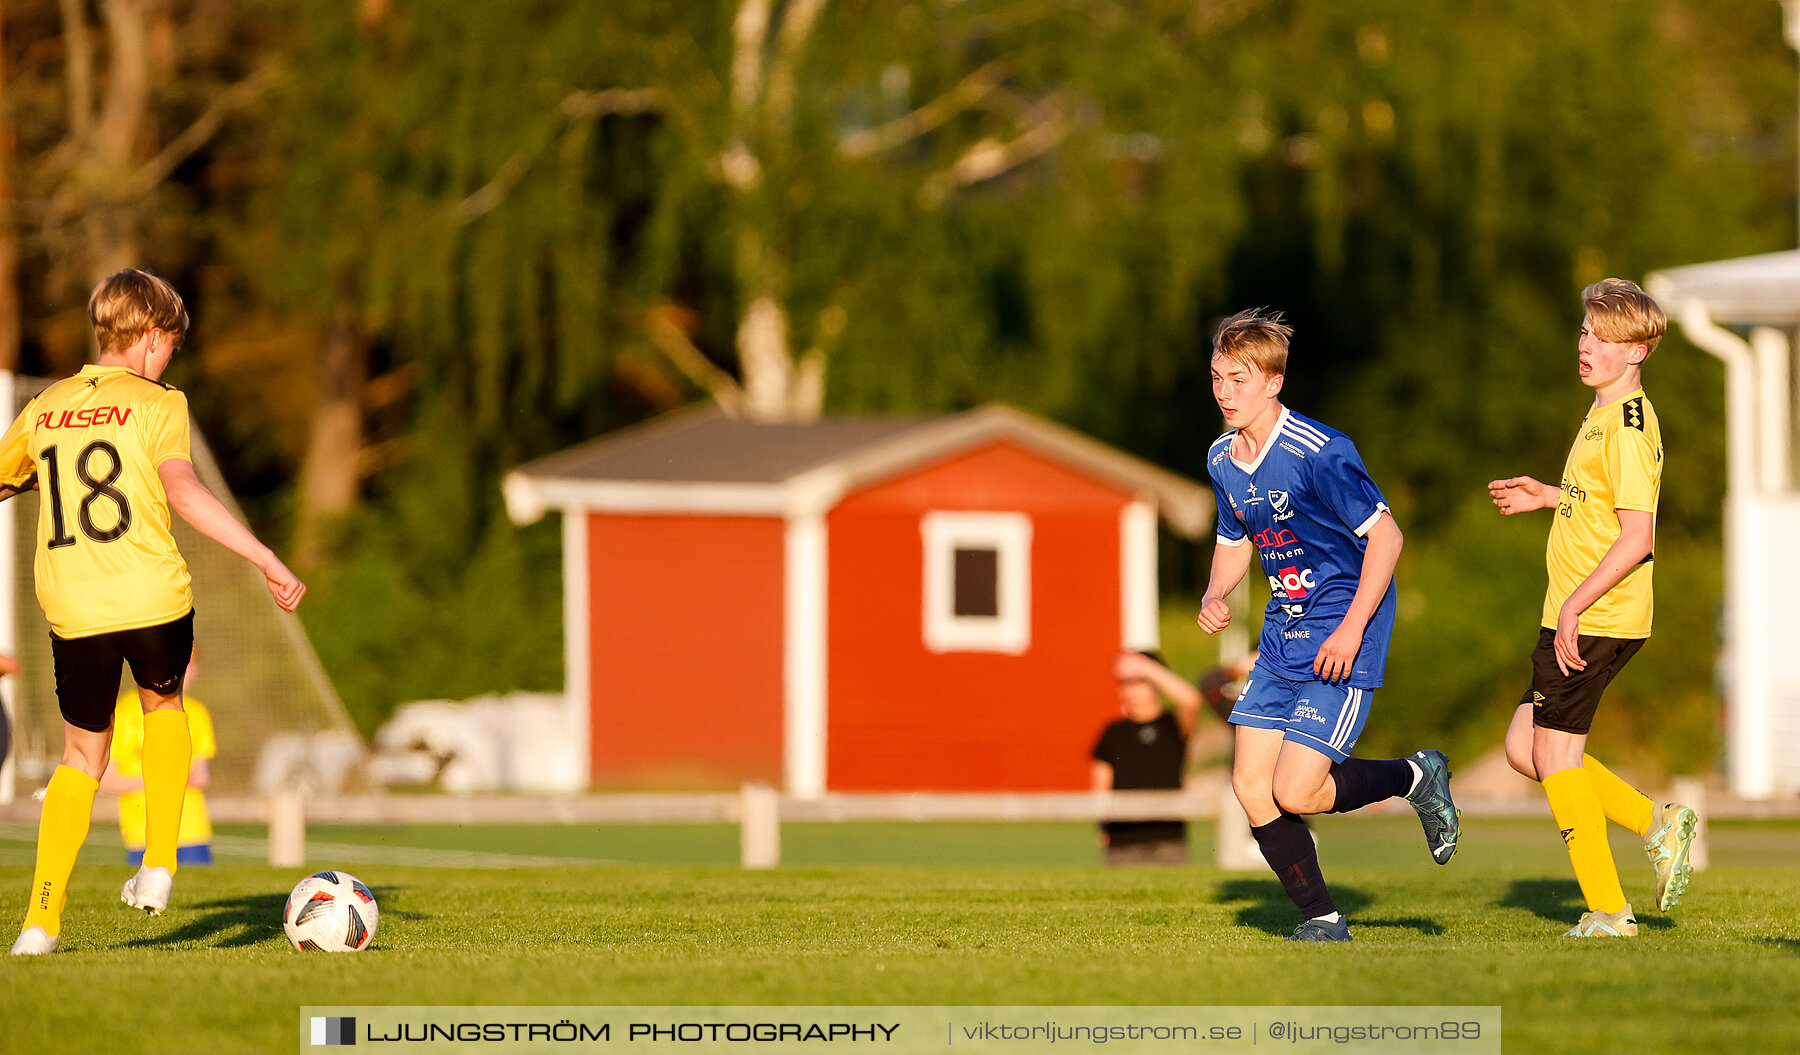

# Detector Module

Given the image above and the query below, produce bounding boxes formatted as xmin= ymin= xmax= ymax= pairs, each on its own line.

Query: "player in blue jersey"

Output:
xmin=1196 ymin=308 xmax=1460 ymax=942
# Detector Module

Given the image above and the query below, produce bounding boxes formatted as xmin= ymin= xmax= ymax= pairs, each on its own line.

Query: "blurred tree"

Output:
xmin=2 ymin=0 xmax=280 ymax=374
xmin=42 ymin=0 xmax=1767 ymax=755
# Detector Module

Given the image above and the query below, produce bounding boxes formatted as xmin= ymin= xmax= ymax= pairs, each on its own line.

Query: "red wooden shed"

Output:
xmin=503 ymin=403 xmax=1211 ymax=795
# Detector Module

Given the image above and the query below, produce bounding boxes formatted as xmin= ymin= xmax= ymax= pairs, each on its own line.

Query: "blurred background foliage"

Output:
xmin=2 ymin=0 xmax=1791 ymax=774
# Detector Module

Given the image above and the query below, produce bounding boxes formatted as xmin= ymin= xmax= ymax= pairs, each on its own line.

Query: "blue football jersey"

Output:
xmin=1206 ymin=407 xmax=1397 ymax=687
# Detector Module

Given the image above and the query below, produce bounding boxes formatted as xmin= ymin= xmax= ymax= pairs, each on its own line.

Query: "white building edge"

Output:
xmin=1648 ymin=249 xmax=1800 ymax=798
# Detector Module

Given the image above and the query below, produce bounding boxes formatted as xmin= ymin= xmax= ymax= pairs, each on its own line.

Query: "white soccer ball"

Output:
xmin=283 ymin=870 xmax=379 ymax=952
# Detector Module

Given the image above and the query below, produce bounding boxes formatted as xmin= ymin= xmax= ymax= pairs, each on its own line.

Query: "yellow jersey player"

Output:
xmin=1489 ymin=278 xmax=1698 ymax=938
xmin=5 ymin=269 xmax=304 ymax=956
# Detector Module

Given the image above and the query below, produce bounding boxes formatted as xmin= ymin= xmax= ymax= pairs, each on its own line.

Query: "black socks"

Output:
xmin=1328 ymin=757 xmax=1414 ymax=814
xmin=1250 ymin=812 xmax=1336 ymax=919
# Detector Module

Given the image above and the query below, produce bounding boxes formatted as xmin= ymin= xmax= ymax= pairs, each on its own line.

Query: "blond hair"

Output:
xmin=1212 ymin=307 xmax=1292 ymax=377
xmin=1582 ymin=278 xmax=1665 ymax=355
xmin=88 ymin=269 xmax=189 ymax=356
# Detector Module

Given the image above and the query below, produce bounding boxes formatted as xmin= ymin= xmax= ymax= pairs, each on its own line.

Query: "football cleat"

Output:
xmin=10 ymin=926 xmax=58 ymax=955
xmin=121 ymin=865 xmax=173 ymax=915
xmin=1645 ymin=802 xmax=1698 ymax=912
xmin=1286 ymin=917 xmax=1353 ymax=942
xmin=1405 ymin=749 xmax=1461 ymax=864
xmin=1562 ymin=905 xmax=1637 ymax=938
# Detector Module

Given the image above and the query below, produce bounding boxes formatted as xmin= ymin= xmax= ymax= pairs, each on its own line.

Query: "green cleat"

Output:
xmin=1646 ymin=802 xmax=1698 ymax=912
xmin=1286 ymin=917 xmax=1353 ymax=942
xmin=1404 ymin=749 xmax=1461 ymax=864
xmin=1562 ymin=905 xmax=1637 ymax=938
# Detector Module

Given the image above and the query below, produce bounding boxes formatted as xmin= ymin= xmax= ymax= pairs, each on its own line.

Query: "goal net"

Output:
xmin=0 ymin=372 xmax=361 ymax=801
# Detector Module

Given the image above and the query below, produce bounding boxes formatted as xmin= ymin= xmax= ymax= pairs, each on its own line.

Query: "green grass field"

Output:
xmin=2 ymin=816 xmax=1797 ymax=1054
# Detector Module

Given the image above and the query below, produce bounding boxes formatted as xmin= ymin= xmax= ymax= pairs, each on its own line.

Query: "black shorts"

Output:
xmin=1519 ymin=626 xmax=1644 ymax=735
xmin=50 ymin=611 xmax=194 ymax=733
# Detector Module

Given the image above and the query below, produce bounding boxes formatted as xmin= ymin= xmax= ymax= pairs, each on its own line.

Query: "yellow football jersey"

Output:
xmin=0 ymin=365 xmax=194 ymax=637
xmin=111 ymin=694 xmax=217 ymax=849
xmin=1541 ymin=388 xmax=1661 ymax=638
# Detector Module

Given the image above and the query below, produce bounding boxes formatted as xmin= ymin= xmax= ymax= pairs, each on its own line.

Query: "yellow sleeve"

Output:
xmin=1609 ymin=424 xmax=1661 ymax=513
xmin=0 ymin=400 xmax=37 ymax=489
xmin=186 ymin=699 xmax=217 ymax=760
xmin=110 ymin=696 xmax=146 ymax=776
xmin=147 ymin=390 xmax=192 ymax=467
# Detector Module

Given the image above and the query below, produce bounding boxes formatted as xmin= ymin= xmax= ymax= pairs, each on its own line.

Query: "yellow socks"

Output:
xmin=140 ymin=709 xmax=192 ymax=873
xmin=1543 ymin=767 xmax=1627 ymax=914
xmin=1582 ymin=753 xmax=1652 ymax=838
xmin=23 ymin=766 xmax=99 ymax=937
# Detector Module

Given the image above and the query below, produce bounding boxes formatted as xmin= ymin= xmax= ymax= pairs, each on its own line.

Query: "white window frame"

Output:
xmin=921 ymin=511 xmax=1032 ymax=654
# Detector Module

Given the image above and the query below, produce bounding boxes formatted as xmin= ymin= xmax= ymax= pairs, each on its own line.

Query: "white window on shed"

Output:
xmin=921 ymin=511 xmax=1032 ymax=654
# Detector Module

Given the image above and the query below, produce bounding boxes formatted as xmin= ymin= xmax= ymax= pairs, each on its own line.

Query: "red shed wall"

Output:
xmin=585 ymin=513 xmax=785 ymax=787
xmin=827 ymin=441 xmax=1132 ymax=790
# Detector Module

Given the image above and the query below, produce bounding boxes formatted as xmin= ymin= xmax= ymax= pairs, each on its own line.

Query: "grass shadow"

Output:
xmin=117 ymin=892 xmax=288 ymax=949
xmin=1754 ymin=938 xmax=1800 ymax=955
xmin=1351 ymin=916 xmax=1447 ymax=936
xmin=1498 ymin=878 xmax=1675 ymax=931
xmin=1498 ymin=878 xmax=1580 ymax=923
xmin=1215 ymin=878 xmax=1374 ymax=936
xmin=116 ymin=884 xmax=425 ymax=950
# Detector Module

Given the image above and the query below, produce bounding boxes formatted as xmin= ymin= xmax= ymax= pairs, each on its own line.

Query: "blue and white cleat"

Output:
xmin=1646 ymin=802 xmax=1698 ymax=912
xmin=1405 ymin=749 xmax=1460 ymax=865
xmin=1286 ymin=917 xmax=1353 ymax=942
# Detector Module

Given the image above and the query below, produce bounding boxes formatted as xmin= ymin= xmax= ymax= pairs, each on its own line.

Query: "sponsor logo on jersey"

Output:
xmin=1294 ymin=705 xmax=1326 ymax=724
xmin=1252 ymin=527 xmax=1298 ymax=549
xmin=1558 ymin=479 xmax=1589 ymax=518
xmin=1282 ymin=628 xmax=1311 ymax=640
xmin=1211 ymin=448 xmax=1231 ymax=466
xmin=36 ymin=406 xmax=134 ymax=430
xmin=1585 ymin=426 xmax=1604 ymax=441
xmin=1272 ymin=566 xmax=1315 ymax=599
xmin=1279 ymin=441 xmax=1308 ymax=457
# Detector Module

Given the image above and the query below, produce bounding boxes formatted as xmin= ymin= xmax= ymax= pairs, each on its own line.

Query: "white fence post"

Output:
xmin=268 ymin=791 xmax=307 ymax=869
xmin=1214 ymin=782 xmax=1265 ymax=871
xmin=740 ymin=783 xmax=781 ymax=869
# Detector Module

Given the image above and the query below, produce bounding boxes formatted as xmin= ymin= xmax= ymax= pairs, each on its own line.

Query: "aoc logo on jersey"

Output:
xmin=1271 ymin=566 xmax=1316 ymax=599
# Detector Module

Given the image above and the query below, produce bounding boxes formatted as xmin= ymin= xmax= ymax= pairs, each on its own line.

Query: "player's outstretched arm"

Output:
xmin=1488 ymin=475 xmax=1556 ymax=515
xmin=157 ymin=459 xmax=307 ymax=611
xmin=1196 ymin=540 xmax=1254 ymax=634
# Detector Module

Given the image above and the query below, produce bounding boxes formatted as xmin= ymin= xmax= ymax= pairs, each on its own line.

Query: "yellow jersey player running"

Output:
xmin=1489 ymin=278 xmax=1698 ymax=938
xmin=4 ymin=269 xmax=305 ymax=955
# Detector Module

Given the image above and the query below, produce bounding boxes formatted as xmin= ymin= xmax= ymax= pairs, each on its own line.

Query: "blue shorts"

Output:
xmin=1229 ymin=667 xmax=1373 ymax=763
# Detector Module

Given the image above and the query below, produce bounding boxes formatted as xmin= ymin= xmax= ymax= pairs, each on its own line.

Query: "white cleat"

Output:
xmin=121 ymin=865 xmax=173 ymax=915
xmin=10 ymin=926 xmax=58 ymax=955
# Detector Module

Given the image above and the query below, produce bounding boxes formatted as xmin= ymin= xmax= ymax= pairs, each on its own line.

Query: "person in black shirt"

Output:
xmin=1089 ymin=650 xmax=1203 ymax=865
